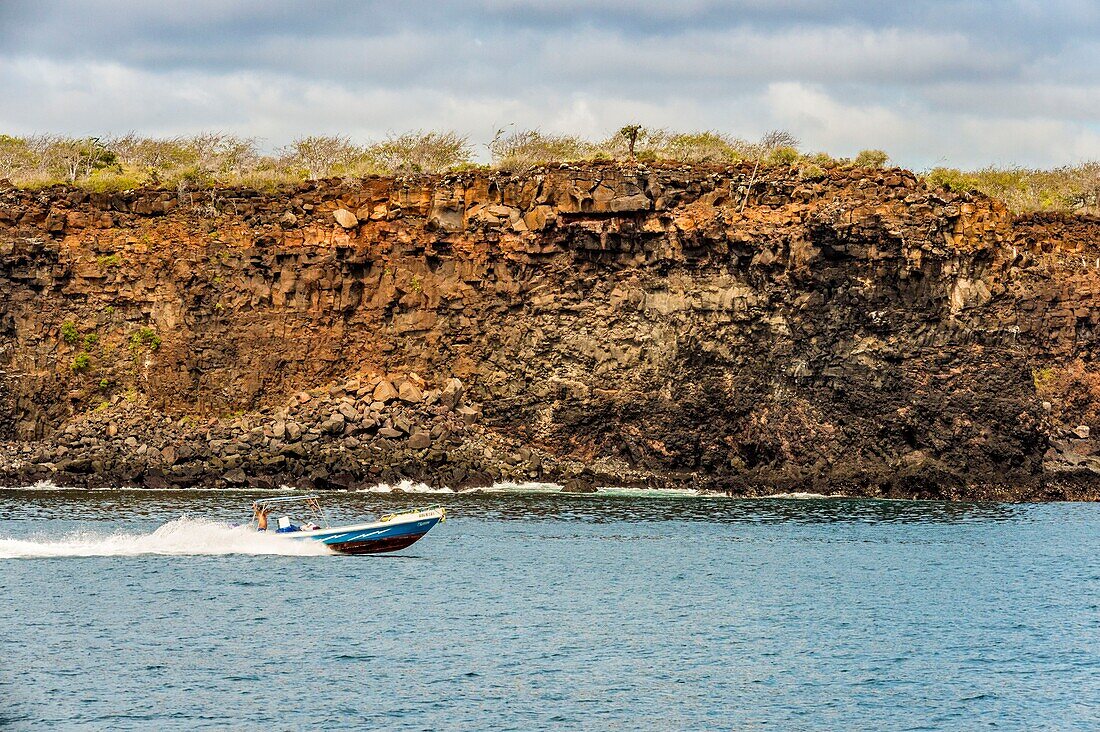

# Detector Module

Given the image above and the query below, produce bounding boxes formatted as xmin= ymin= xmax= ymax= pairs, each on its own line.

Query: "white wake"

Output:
xmin=0 ymin=517 xmax=333 ymax=558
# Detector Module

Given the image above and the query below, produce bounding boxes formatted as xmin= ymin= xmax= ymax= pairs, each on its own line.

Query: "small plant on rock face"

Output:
xmin=82 ymin=333 xmax=98 ymax=349
xmin=1033 ymin=366 xmax=1055 ymax=392
xmin=60 ymin=320 xmax=79 ymax=344
xmin=129 ymin=326 xmax=162 ymax=352
xmin=96 ymin=253 xmax=122 ymax=268
xmin=71 ymin=352 xmax=91 ymax=373
xmin=410 ymin=275 xmax=422 ymax=293
xmin=98 ymin=377 xmax=110 ymax=391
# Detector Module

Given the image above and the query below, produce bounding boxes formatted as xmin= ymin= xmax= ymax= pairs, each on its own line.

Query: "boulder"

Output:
xmin=562 ymin=477 xmax=597 ymax=493
xmin=333 ymin=208 xmax=359 ymax=229
xmin=398 ymin=381 xmax=424 ymax=403
xmin=321 ymin=414 xmax=346 ymax=434
xmin=407 ymin=431 xmax=432 ymax=450
xmin=373 ymin=380 xmax=399 ymax=403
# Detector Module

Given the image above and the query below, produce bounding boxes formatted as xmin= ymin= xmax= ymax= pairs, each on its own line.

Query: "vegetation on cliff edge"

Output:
xmin=1 ymin=129 xmax=1096 ymax=214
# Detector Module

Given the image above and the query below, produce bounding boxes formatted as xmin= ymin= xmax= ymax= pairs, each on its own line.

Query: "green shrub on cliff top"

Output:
xmin=923 ymin=165 xmax=1100 ymax=214
xmin=854 ymin=149 xmax=890 ymax=168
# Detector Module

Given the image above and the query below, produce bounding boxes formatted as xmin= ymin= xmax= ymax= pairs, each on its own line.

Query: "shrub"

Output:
xmin=488 ymin=129 xmax=595 ymax=168
xmin=71 ymin=353 xmax=91 ymax=373
xmin=0 ymin=135 xmax=38 ymax=180
xmin=280 ymin=135 xmax=364 ymax=180
xmin=660 ymin=131 xmax=749 ymax=164
xmin=768 ymin=146 xmax=801 ymax=166
xmin=60 ymin=321 xmax=79 ymax=344
xmin=367 ymin=131 xmax=472 ymax=174
xmin=130 ymin=327 xmax=162 ymax=351
xmin=799 ymin=163 xmax=827 ymax=181
xmin=854 ymin=149 xmax=889 ymax=168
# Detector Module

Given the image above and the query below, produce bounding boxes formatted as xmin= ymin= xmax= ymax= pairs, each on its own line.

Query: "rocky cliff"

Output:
xmin=1 ymin=162 xmax=1098 ymax=499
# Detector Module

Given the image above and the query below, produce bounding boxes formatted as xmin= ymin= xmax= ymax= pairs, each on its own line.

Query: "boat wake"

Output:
xmin=0 ymin=517 xmax=333 ymax=559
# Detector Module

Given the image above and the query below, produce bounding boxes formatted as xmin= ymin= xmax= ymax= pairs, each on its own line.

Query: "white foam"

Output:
xmin=595 ymin=486 xmax=702 ymax=498
xmin=0 ymin=517 xmax=333 ymax=559
xmin=762 ymin=492 xmax=837 ymax=499
xmin=357 ymin=479 xmax=454 ymax=494
xmin=0 ymin=479 xmax=84 ymax=491
xmin=464 ymin=481 xmax=563 ymax=494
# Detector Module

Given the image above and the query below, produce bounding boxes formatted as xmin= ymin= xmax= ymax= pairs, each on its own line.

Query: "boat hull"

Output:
xmin=283 ymin=508 xmax=444 ymax=555
xmin=330 ymin=531 xmax=431 ymax=555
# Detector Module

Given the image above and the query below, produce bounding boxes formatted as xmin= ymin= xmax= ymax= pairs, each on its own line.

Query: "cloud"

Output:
xmin=0 ymin=0 xmax=1096 ymax=168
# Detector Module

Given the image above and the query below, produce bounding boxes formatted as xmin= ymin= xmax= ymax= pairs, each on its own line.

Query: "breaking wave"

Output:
xmin=0 ymin=517 xmax=333 ymax=559
xmin=357 ymin=479 xmax=455 ymax=494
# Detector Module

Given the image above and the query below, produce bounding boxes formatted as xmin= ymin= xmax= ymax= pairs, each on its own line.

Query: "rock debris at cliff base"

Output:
xmin=1 ymin=161 xmax=1099 ymax=500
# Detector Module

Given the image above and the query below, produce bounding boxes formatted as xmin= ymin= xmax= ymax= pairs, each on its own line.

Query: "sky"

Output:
xmin=0 ymin=0 xmax=1097 ymax=169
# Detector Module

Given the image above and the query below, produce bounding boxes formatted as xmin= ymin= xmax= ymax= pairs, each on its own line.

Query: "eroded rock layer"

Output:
xmin=1 ymin=162 xmax=1098 ymax=499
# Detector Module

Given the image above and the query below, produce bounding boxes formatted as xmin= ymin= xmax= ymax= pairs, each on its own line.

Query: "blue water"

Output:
xmin=1 ymin=488 xmax=1098 ymax=730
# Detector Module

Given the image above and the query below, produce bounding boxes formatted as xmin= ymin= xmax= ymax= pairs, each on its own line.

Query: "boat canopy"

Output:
xmin=251 ymin=494 xmax=322 ymax=509
xmin=252 ymin=494 xmax=328 ymax=529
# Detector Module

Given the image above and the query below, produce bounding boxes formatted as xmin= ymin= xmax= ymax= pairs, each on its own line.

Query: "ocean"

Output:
xmin=1 ymin=484 xmax=1098 ymax=730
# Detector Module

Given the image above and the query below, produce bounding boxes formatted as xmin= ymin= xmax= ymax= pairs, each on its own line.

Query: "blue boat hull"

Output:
xmin=286 ymin=513 xmax=443 ymax=554
xmin=321 ymin=516 xmax=441 ymax=554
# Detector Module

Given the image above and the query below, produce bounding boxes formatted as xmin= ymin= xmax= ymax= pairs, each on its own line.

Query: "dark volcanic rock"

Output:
xmin=1 ymin=163 xmax=1099 ymax=498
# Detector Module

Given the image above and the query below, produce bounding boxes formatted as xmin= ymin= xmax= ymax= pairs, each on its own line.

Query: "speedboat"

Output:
xmin=251 ymin=495 xmax=446 ymax=554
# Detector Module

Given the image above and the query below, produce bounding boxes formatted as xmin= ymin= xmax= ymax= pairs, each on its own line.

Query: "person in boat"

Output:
xmin=254 ymin=505 xmax=269 ymax=532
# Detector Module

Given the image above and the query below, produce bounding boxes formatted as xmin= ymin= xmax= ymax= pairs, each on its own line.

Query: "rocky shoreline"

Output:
xmin=2 ymin=163 xmax=1099 ymax=500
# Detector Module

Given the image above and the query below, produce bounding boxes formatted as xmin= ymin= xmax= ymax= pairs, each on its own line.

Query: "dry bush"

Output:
xmin=368 ymin=131 xmax=472 ymax=174
xmin=279 ymin=135 xmax=365 ymax=180
xmin=488 ymin=129 xmax=597 ymax=168
xmin=0 ymin=128 xmax=1095 ymax=216
xmin=662 ymin=131 xmax=752 ymax=164
xmin=0 ymin=135 xmax=38 ymax=180
xmin=854 ymin=149 xmax=889 ymax=168
xmin=924 ymin=164 xmax=1100 ymax=214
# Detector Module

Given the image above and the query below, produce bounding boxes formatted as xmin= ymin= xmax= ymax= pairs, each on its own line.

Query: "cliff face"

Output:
xmin=1 ymin=163 xmax=1098 ymax=499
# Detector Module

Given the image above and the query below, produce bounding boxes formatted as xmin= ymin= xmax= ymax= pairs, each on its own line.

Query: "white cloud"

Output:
xmin=0 ymin=1 xmax=1096 ymax=169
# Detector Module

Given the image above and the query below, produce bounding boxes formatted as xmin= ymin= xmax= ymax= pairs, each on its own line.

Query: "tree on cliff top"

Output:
xmin=619 ymin=125 xmax=643 ymax=160
xmin=36 ymin=136 xmax=117 ymax=184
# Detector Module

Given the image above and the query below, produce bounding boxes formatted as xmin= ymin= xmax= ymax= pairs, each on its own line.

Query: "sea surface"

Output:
xmin=0 ymin=484 xmax=1097 ymax=731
